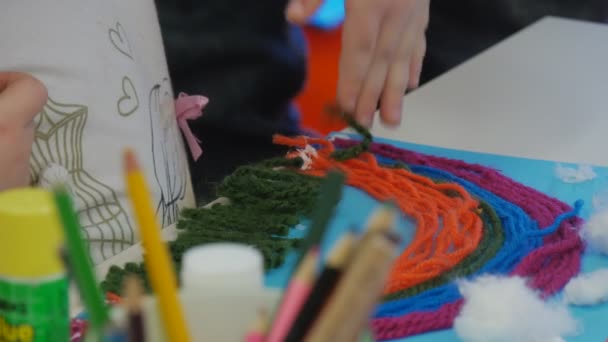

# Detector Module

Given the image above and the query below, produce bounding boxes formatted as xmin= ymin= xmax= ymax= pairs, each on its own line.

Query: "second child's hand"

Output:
xmin=0 ymin=72 xmax=48 ymax=190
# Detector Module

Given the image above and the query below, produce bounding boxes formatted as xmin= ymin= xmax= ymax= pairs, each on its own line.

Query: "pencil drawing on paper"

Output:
xmin=30 ymin=96 xmax=134 ymax=262
xmin=149 ymin=81 xmax=188 ymax=227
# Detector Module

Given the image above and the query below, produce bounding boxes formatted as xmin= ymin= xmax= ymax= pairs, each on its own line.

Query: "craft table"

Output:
xmin=88 ymin=16 xmax=608 ymax=341
xmin=371 ymin=16 xmax=608 ymax=167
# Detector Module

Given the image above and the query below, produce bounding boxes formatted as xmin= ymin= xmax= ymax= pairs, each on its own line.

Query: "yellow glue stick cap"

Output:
xmin=0 ymin=188 xmax=65 ymax=278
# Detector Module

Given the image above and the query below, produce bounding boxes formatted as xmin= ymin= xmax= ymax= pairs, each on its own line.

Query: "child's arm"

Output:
xmin=0 ymin=72 xmax=48 ymax=191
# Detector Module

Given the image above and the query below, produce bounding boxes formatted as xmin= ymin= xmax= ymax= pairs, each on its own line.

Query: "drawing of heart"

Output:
xmin=117 ymin=76 xmax=139 ymax=117
xmin=108 ymin=22 xmax=133 ymax=59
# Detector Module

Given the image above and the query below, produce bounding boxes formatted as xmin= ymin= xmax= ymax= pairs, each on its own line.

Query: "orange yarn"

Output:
xmin=274 ymin=135 xmax=483 ymax=294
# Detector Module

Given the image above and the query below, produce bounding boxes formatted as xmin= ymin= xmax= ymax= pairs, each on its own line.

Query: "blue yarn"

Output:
xmin=372 ymin=157 xmax=582 ymax=318
xmin=525 ymin=199 xmax=584 ymax=237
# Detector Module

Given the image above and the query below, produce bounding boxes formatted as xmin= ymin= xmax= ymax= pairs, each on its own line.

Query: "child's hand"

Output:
xmin=339 ymin=0 xmax=429 ymax=128
xmin=0 ymin=72 xmax=48 ymax=191
xmin=287 ymin=0 xmax=430 ymax=128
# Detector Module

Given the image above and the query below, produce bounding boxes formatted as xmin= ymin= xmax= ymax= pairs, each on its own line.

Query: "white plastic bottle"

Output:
xmin=143 ymin=243 xmax=280 ymax=342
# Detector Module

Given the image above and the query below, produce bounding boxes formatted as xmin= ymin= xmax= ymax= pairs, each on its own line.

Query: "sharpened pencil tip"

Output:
xmin=123 ymin=275 xmax=144 ymax=313
xmin=249 ymin=309 xmax=269 ymax=334
xmin=123 ymin=149 xmax=139 ymax=173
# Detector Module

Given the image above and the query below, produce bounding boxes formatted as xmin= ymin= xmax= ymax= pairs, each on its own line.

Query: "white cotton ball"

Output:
xmin=454 ymin=275 xmax=579 ymax=342
xmin=564 ymin=269 xmax=608 ymax=306
xmin=555 ymin=164 xmax=597 ymax=183
xmin=580 ymin=208 xmax=608 ymax=255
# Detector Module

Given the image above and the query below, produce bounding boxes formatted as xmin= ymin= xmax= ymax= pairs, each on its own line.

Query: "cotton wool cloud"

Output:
xmin=580 ymin=206 xmax=608 ymax=255
xmin=454 ymin=275 xmax=579 ymax=342
xmin=564 ymin=268 xmax=608 ymax=306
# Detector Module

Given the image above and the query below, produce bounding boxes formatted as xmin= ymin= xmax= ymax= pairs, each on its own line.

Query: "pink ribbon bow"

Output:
xmin=175 ymin=92 xmax=208 ymax=161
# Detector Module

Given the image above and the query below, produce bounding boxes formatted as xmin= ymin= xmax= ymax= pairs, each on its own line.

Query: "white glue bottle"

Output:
xmin=143 ymin=243 xmax=280 ymax=342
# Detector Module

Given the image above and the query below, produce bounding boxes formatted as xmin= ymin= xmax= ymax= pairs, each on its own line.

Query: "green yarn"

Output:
xmin=330 ymin=115 xmax=372 ymax=161
xmin=101 ymin=263 xmax=150 ymax=294
xmin=217 ymin=165 xmax=321 ymax=213
xmin=388 ymin=161 xmax=411 ymax=171
xmin=100 ymin=117 xmax=378 ymax=295
xmin=101 ymin=163 xmax=322 ymax=294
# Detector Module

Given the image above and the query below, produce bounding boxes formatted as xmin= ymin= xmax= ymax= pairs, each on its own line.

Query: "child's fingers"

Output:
xmin=286 ymin=0 xmax=324 ymax=24
xmin=407 ymin=10 xmax=429 ymax=90
xmin=407 ymin=37 xmax=426 ymax=89
xmin=337 ymin=0 xmax=383 ymax=125
xmin=0 ymin=72 xmax=48 ymax=127
xmin=360 ymin=3 xmax=412 ymax=127
xmin=379 ymin=43 xmax=411 ymax=128
xmin=379 ymin=14 xmax=422 ymax=128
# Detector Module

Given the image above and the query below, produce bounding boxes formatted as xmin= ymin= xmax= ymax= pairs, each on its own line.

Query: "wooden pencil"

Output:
xmin=285 ymin=233 xmax=357 ymax=341
xmin=244 ymin=309 xmax=269 ymax=342
xmin=304 ymin=233 xmax=400 ymax=342
xmin=266 ymin=248 xmax=319 ymax=342
xmin=123 ymin=275 xmax=145 ymax=342
xmin=363 ymin=204 xmax=398 ymax=238
xmin=123 ymin=150 xmax=190 ymax=342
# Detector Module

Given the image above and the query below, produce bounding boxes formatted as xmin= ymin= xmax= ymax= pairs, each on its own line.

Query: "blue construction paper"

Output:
xmin=264 ymin=135 xmax=608 ymax=342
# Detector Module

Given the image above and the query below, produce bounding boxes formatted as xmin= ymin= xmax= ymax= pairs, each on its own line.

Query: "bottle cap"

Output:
xmin=0 ymin=188 xmax=65 ymax=278
xmin=181 ymin=243 xmax=263 ymax=292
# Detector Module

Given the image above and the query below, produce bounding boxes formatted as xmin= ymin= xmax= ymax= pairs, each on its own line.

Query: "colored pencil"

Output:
xmin=266 ymin=248 xmax=319 ymax=342
xmin=53 ymin=187 xmax=109 ymax=332
xmin=291 ymin=170 xmax=345 ymax=277
xmin=362 ymin=204 xmax=398 ymax=238
xmin=304 ymin=233 xmax=400 ymax=342
xmin=359 ymin=327 xmax=375 ymax=342
xmin=123 ymin=150 xmax=190 ymax=342
xmin=244 ymin=309 xmax=269 ymax=342
xmin=123 ymin=275 xmax=145 ymax=342
xmin=285 ymin=233 xmax=357 ymax=341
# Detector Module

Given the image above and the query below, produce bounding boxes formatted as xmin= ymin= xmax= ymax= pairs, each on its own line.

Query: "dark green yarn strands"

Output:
xmin=176 ymin=205 xmax=302 ymax=269
xmin=382 ymin=200 xmax=504 ymax=301
xmin=330 ymin=115 xmax=372 ymax=161
xmin=101 ymin=165 xmax=323 ymax=294
xmin=101 ymin=263 xmax=150 ymax=294
xmin=217 ymin=165 xmax=321 ymax=213
xmin=100 ymin=119 xmax=383 ymax=296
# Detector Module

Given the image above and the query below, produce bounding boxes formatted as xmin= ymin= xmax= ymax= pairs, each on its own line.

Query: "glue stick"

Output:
xmin=0 ymin=188 xmax=68 ymax=342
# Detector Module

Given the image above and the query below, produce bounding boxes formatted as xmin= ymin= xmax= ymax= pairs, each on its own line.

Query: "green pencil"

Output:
xmin=53 ymin=186 xmax=109 ymax=332
xmin=291 ymin=170 xmax=345 ymax=277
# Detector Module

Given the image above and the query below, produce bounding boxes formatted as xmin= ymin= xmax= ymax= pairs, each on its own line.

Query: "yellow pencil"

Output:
xmin=124 ymin=149 xmax=190 ymax=342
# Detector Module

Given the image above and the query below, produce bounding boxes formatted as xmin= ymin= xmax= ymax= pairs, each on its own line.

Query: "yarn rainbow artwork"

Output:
xmin=97 ymin=117 xmax=607 ymax=341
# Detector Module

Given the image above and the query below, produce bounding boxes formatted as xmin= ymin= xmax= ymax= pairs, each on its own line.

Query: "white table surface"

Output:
xmin=371 ymin=16 xmax=608 ymax=167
